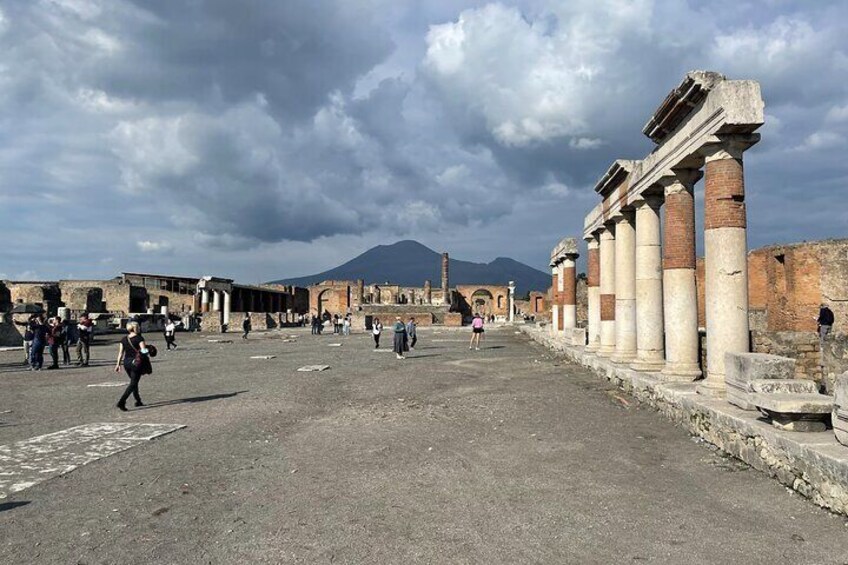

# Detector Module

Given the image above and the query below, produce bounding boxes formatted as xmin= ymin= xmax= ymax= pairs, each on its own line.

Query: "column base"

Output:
xmin=661 ymin=363 xmax=702 ymax=380
xmin=611 ymin=351 xmax=636 ymax=364
xmin=597 ymin=345 xmax=616 ymax=357
xmin=630 ymin=358 xmax=665 ymax=372
xmin=696 ymin=376 xmax=726 ymax=396
xmin=585 ymin=342 xmax=600 ymax=353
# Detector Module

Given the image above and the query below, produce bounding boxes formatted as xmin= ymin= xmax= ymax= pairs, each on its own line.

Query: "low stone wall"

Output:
xmin=752 ymin=331 xmax=822 ymax=383
xmin=522 ymin=325 xmax=848 ymax=516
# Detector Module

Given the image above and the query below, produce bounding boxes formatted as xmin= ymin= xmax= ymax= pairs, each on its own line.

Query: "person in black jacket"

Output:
xmin=242 ymin=315 xmax=252 ymax=340
xmin=114 ymin=321 xmax=150 ymax=411
xmin=817 ymin=304 xmax=835 ymax=340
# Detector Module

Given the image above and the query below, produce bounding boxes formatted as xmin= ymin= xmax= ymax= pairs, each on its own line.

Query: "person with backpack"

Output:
xmin=46 ymin=317 xmax=63 ymax=370
xmin=817 ymin=303 xmax=835 ymax=340
xmin=76 ymin=314 xmax=93 ymax=366
xmin=114 ymin=321 xmax=154 ymax=411
xmin=28 ymin=314 xmax=48 ymax=371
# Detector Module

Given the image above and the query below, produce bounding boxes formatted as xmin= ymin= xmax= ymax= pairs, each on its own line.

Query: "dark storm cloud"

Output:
xmin=0 ymin=0 xmax=845 ymax=281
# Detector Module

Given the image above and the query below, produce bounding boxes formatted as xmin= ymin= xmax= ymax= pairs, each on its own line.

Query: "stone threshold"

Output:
xmin=520 ymin=325 xmax=848 ymax=516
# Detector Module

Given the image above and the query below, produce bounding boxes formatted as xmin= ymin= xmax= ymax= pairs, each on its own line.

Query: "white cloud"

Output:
xmin=137 ymin=241 xmax=173 ymax=253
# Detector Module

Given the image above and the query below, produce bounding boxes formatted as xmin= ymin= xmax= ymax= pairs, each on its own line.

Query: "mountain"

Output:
xmin=270 ymin=240 xmax=550 ymax=294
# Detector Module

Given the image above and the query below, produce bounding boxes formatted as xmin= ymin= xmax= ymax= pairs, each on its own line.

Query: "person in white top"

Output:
xmin=164 ymin=320 xmax=178 ymax=350
xmin=372 ymin=318 xmax=383 ymax=349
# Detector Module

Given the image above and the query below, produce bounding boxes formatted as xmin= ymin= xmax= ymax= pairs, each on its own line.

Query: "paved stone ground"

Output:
xmin=0 ymin=327 xmax=847 ymax=564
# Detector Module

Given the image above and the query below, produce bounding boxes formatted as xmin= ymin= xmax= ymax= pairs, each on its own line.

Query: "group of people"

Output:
xmin=308 ymin=313 xmax=352 ymax=335
xmin=16 ymin=312 xmax=94 ymax=370
xmin=370 ymin=316 xmax=418 ymax=359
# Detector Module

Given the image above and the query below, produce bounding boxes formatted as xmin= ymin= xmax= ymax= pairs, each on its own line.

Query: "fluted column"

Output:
xmin=598 ymin=225 xmax=616 ymax=356
xmin=630 ymin=195 xmax=665 ymax=371
xmin=612 ymin=211 xmax=637 ymax=363
xmin=661 ymin=170 xmax=703 ymax=379
xmin=699 ymin=137 xmax=752 ymax=395
xmin=585 ymin=236 xmax=601 ymax=352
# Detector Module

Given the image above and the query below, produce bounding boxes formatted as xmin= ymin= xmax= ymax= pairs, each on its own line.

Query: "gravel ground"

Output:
xmin=0 ymin=326 xmax=847 ymax=564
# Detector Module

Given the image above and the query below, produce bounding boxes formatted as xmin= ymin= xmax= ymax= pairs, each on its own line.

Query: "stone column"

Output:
xmin=212 ymin=290 xmax=221 ymax=312
xmin=508 ymin=281 xmax=516 ymax=323
xmin=598 ymin=226 xmax=616 ymax=356
xmin=700 ymin=139 xmax=751 ymax=394
xmin=223 ymin=291 xmax=231 ymax=326
xmin=661 ymin=170 xmax=702 ymax=379
xmin=612 ymin=211 xmax=636 ymax=363
xmin=585 ymin=236 xmax=601 ymax=352
xmin=550 ymin=266 xmax=559 ymax=336
xmin=562 ymin=255 xmax=578 ymax=330
xmin=424 ymin=280 xmax=432 ymax=304
xmin=201 ymin=289 xmax=210 ymax=313
xmin=630 ymin=195 xmax=665 ymax=372
xmin=441 ymin=252 xmax=450 ymax=306
xmin=556 ymin=261 xmax=566 ymax=334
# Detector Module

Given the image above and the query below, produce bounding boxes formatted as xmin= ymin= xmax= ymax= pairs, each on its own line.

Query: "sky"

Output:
xmin=0 ymin=0 xmax=846 ymax=284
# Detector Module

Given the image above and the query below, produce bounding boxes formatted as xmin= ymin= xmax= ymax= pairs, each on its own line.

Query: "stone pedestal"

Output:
xmin=612 ymin=212 xmax=636 ymax=363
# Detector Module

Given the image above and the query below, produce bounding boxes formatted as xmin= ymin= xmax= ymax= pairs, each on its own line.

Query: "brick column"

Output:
xmin=550 ymin=266 xmax=559 ymax=336
xmin=562 ymin=253 xmax=578 ymax=330
xmin=661 ymin=170 xmax=703 ymax=379
xmin=612 ymin=211 xmax=636 ymax=363
xmin=585 ymin=235 xmax=601 ymax=352
xmin=598 ymin=225 xmax=616 ymax=356
xmin=699 ymin=138 xmax=750 ymax=395
xmin=630 ymin=195 xmax=665 ymax=372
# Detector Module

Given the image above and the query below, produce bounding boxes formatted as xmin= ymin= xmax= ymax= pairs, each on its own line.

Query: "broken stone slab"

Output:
xmin=327 ymin=343 xmax=342 ymax=347
xmin=207 ymin=339 xmax=233 ymax=344
xmin=250 ymin=355 xmax=276 ymax=360
xmin=725 ymin=352 xmax=796 ymax=411
xmin=297 ymin=365 xmax=330 ymax=372
xmin=833 ymin=372 xmax=848 ymax=447
xmin=752 ymin=393 xmax=833 ymax=432
xmin=749 ymin=379 xmax=818 ymax=395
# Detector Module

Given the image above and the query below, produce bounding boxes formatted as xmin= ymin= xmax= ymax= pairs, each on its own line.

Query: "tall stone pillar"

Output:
xmin=662 ymin=170 xmax=702 ymax=379
xmin=550 ymin=266 xmax=559 ymax=336
xmin=585 ymin=235 xmax=601 ymax=352
xmin=556 ymin=261 xmax=565 ymax=333
xmin=212 ymin=290 xmax=221 ymax=312
xmin=700 ymin=138 xmax=751 ymax=394
xmin=598 ymin=225 xmax=616 ymax=356
xmin=508 ymin=281 xmax=515 ymax=323
xmin=612 ymin=212 xmax=636 ymax=363
xmin=562 ymin=254 xmax=579 ymax=330
xmin=223 ymin=291 xmax=231 ymax=325
xmin=356 ymin=279 xmax=365 ymax=306
xmin=424 ymin=280 xmax=432 ymax=304
xmin=630 ymin=195 xmax=665 ymax=372
xmin=201 ymin=289 xmax=210 ymax=313
xmin=441 ymin=252 xmax=450 ymax=306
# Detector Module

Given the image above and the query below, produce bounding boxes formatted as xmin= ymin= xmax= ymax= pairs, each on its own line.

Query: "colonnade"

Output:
xmin=200 ymin=288 xmax=232 ymax=325
xmin=549 ymin=238 xmax=579 ymax=336
xmin=580 ymin=136 xmax=757 ymax=393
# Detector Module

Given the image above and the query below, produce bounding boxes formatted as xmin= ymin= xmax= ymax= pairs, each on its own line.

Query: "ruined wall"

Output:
xmin=454 ymin=285 xmax=510 ymax=317
xmin=309 ymin=282 xmax=353 ymax=317
xmin=7 ymin=283 xmax=62 ymax=314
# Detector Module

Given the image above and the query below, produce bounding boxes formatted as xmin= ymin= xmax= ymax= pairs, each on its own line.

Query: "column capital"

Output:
xmin=700 ymin=133 xmax=760 ymax=163
xmin=658 ymin=169 xmax=702 ymax=193
xmin=632 ymin=193 xmax=664 ymax=210
xmin=599 ymin=225 xmax=616 ymax=239
xmin=614 ymin=209 xmax=635 ymax=224
xmin=586 ymin=237 xmax=600 ymax=250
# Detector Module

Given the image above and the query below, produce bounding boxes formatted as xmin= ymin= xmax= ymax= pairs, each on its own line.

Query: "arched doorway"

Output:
xmin=471 ymin=289 xmax=495 ymax=317
xmin=317 ymin=289 xmax=331 ymax=319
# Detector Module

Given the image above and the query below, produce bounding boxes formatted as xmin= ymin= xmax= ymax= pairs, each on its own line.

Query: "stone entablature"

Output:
xmin=583 ymin=71 xmax=764 ymax=239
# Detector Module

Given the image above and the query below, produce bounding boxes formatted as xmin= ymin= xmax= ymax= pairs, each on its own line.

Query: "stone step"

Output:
xmin=752 ymin=393 xmax=833 ymax=432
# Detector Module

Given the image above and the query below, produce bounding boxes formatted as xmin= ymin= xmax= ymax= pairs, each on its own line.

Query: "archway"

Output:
xmin=471 ymin=289 xmax=495 ymax=317
xmin=317 ymin=289 xmax=332 ymax=318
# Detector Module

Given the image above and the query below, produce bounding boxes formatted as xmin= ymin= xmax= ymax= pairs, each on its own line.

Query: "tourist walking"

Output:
xmin=311 ymin=314 xmax=319 ymax=335
xmin=372 ymin=318 xmax=383 ymax=349
xmin=58 ymin=317 xmax=71 ymax=365
xmin=469 ymin=313 xmax=484 ymax=351
xmin=817 ymin=304 xmax=835 ymax=340
xmin=46 ymin=317 xmax=62 ymax=369
xmin=343 ymin=315 xmax=351 ymax=336
xmin=392 ymin=317 xmax=408 ymax=359
xmin=114 ymin=321 xmax=152 ymax=411
xmin=76 ymin=314 xmax=93 ymax=366
xmin=28 ymin=314 xmax=48 ymax=371
xmin=406 ymin=317 xmax=417 ymax=351
xmin=242 ymin=315 xmax=252 ymax=340
xmin=164 ymin=319 xmax=178 ymax=349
